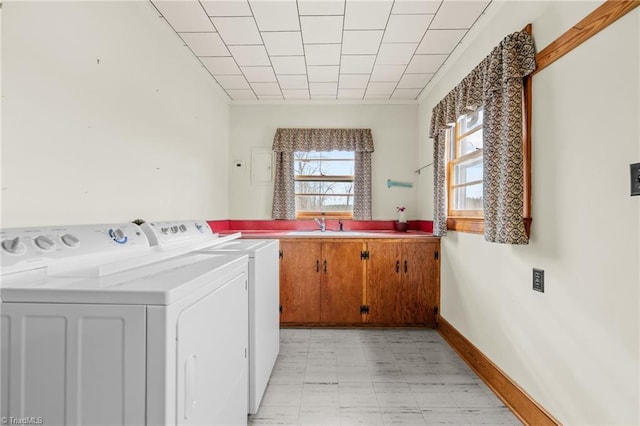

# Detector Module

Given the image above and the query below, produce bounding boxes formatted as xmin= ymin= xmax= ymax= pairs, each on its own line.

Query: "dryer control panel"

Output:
xmin=139 ymin=220 xmax=215 ymax=247
xmin=0 ymin=223 xmax=149 ymax=274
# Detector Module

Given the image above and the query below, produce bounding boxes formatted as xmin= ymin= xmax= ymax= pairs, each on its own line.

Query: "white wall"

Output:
xmin=1 ymin=1 xmax=230 ymax=227
xmin=229 ymin=104 xmax=420 ymax=220
xmin=419 ymin=1 xmax=639 ymax=424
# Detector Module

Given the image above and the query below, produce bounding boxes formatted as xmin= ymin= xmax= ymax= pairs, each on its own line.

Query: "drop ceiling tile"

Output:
xmin=201 ymin=57 xmax=241 ymax=75
xmin=226 ymin=89 xmax=257 ymax=100
xmin=271 ymin=56 xmax=307 ymax=74
xmin=258 ymin=95 xmax=284 ymax=100
xmin=338 ymin=88 xmax=366 ymax=99
xmin=298 ymin=0 xmax=345 ymax=15
xmin=382 ymin=14 xmax=433 ymax=43
xmin=376 ymin=43 xmax=417 ymax=65
xmin=216 ymin=75 xmax=250 ymax=89
xmin=228 ymin=45 xmax=270 ymax=66
xmin=397 ymin=73 xmax=433 ymax=88
xmin=262 ymin=32 xmax=304 ymax=56
xmin=301 ymin=16 xmax=344 ymax=44
xmin=340 ymin=55 xmax=376 ymax=74
xmin=366 ymin=81 xmax=396 ymax=95
xmin=201 ymin=0 xmax=252 ymax=17
xmin=370 ymin=64 xmax=406 ymax=81
xmin=249 ymin=1 xmax=300 ymax=31
xmin=405 ymin=54 xmax=448 ymax=73
xmin=180 ymin=32 xmax=229 ymax=56
xmin=307 ymin=66 xmax=339 ymax=82
xmin=241 ymin=66 xmax=277 ymax=82
xmin=251 ymin=82 xmax=282 ymax=95
xmin=339 ymin=74 xmax=370 ymax=89
xmin=416 ymin=29 xmax=467 ymax=54
xmin=211 ymin=17 xmax=261 ymax=45
xmin=430 ymin=1 xmax=490 ymax=29
xmin=282 ymin=89 xmax=310 ymax=99
xmin=344 ymin=0 xmax=393 ymax=30
xmin=342 ymin=31 xmax=383 ymax=55
xmin=153 ymin=1 xmax=214 ymax=32
xmin=309 ymin=82 xmax=338 ymax=95
xmin=364 ymin=93 xmax=391 ymax=99
xmin=305 ymin=44 xmax=341 ymax=65
xmin=391 ymin=0 xmax=441 ymax=15
xmin=392 ymin=88 xmax=422 ymax=99
xmin=278 ymin=75 xmax=309 ymax=89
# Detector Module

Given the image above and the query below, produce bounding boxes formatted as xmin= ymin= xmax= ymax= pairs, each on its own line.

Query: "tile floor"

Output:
xmin=249 ymin=328 xmax=521 ymax=426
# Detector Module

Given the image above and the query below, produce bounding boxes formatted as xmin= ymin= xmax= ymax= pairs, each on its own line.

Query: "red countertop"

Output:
xmin=207 ymin=219 xmax=436 ymax=239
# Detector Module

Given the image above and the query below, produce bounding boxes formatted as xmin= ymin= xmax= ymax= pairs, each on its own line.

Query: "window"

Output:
xmin=294 ymin=150 xmax=355 ymax=218
xmin=447 ymin=107 xmax=484 ymax=218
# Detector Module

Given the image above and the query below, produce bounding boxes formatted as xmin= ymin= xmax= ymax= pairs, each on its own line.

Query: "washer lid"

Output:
xmin=0 ymin=253 xmax=248 ymax=306
xmin=195 ymin=239 xmax=278 ymax=256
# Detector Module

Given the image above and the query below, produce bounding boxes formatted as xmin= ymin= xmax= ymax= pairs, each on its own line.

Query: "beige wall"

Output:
xmin=1 ymin=1 xmax=231 ymax=227
xmin=419 ymin=1 xmax=639 ymax=424
xmin=229 ymin=103 xmax=420 ymax=220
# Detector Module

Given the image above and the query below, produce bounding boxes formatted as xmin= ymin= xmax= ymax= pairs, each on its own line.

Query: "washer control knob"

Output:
xmin=60 ymin=233 xmax=80 ymax=247
xmin=34 ymin=235 xmax=55 ymax=251
xmin=170 ymin=226 xmax=179 ymax=234
xmin=108 ymin=228 xmax=128 ymax=244
xmin=2 ymin=237 xmax=26 ymax=255
xmin=161 ymin=227 xmax=169 ymax=235
xmin=179 ymin=224 xmax=187 ymax=232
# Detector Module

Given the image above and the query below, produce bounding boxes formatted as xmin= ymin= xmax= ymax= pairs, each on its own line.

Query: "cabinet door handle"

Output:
xmin=404 ymin=260 xmax=408 ymax=273
xmin=395 ymin=260 xmax=400 ymax=273
xmin=316 ymin=260 xmax=320 ymax=272
xmin=323 ymin=259 xmax=327 ymax=272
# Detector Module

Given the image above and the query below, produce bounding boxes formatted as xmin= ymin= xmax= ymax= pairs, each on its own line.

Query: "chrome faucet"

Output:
xmin=314 ymin=216 xmax=326 ymax=232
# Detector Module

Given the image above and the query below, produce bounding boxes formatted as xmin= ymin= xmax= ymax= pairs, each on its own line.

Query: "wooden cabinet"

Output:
xmin=279 ymin=240 xmax=322 ymax=323
xmin=279 ymin=239 xmax=365 ymax=325
xmin=366 ymin=240 xmax=439 ymax=326
xmin=279 ymin=237 xmax=439 ymax=327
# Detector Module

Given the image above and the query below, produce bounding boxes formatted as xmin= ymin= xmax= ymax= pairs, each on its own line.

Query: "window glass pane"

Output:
xmin=452 ymin=183 xmax=483 ymax=211
xmin=296 ymin=195 xmax=354 ymax=213
xmin=459 ymin=129 xmax=483 ymax=156
xmin=454 ymin=156 xmax=483 ymax=185
xmin=294 ymin=151 xmax=354 ymax=176
xmin=458 ymin=107 xmax=483 ymax=134
xmin=295 ymin=181 xmax=354 ymax=194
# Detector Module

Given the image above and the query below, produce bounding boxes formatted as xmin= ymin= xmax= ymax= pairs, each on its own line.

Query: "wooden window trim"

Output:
xmin=296 ymin=211 xmax=353 ymax=220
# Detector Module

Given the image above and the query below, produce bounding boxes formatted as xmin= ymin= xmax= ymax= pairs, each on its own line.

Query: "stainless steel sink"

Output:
xmin=285 ymin=230 xmax=374 ymax=237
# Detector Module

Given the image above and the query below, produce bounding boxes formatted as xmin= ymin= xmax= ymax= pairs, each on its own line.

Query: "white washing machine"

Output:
xmin=0 ymin=222 xmax=250 ymax=425
xmin=140 ymin=222 xmax=280 ymax=414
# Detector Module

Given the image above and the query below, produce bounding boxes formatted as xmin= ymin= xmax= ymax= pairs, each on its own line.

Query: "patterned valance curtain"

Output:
xmin=429 ymin=30 xmax=536 ymax=244
xmin=272 ymin=128 xmax=374 ymax=220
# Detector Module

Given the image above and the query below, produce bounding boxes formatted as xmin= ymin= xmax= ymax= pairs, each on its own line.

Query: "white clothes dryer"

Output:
xmin=140 ymin=222 xmax=280 ymax=415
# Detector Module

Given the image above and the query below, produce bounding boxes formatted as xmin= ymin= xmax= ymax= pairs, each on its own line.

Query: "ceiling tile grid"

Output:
xmin=151 ymin=0 xmax=492 ymax=102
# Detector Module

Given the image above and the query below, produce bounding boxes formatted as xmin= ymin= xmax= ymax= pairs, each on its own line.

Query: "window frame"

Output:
xmin=446 ymin=109 xmax=485 ymax=220
xmin=293 ymin=151 xmax=355 ymax=220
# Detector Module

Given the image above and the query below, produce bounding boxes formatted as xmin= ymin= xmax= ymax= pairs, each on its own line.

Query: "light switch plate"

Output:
xmin=631 ymin=163 xmax=640 ymax=196
xmin=533 ymin=268 xmax=544 ymax=293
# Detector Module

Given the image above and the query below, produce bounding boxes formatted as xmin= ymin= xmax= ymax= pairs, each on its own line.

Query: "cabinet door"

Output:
xmin=279 ymin=240 xmax=322 ymax=323
xmin=403 ymin=241 xmax=439 ymax=326
xmin=366 ymin=241 xmax=403 ymax=324
xmin=320 ymin=241 xmax=366 ymax=324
